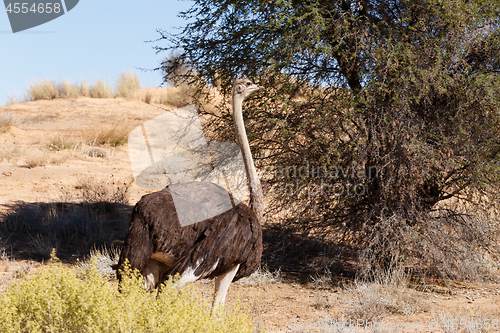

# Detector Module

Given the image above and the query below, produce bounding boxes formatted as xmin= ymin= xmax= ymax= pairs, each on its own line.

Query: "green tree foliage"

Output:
xmin=158 ymin=0 xmax=500 ymax=279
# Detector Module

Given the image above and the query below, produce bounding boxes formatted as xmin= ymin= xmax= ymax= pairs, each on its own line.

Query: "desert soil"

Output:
xmin=1 ymin=96 xmax=500 ymax=332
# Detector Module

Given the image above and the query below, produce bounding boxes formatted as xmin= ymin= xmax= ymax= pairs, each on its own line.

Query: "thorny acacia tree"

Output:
xmin=158 ymin=0 xmax=500 ymax=279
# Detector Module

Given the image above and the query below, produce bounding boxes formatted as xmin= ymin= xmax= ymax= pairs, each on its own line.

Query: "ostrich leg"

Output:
xmin=213 ymin=264 xmax=240 ymax=306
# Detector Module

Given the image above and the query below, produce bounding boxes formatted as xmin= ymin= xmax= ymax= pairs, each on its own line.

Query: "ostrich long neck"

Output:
xmin=232 ymin=93 xmax=264 ymax=222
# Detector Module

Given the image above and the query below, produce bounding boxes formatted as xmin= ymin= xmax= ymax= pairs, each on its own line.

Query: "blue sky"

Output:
xmin=0 ymin=1 xmax=194 ymax=105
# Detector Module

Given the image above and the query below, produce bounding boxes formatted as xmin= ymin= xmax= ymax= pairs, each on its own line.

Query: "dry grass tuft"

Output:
xmin=24 ymin=150 xmax=50 ymax=168
xmin=76 ymin=123 xmax=133 ymax=152
xmin=0 ymin=145 xmax=21 ymax=162
xmin=89 ymin=79 xmax=113 ymax=98
xmin=30 ymin=233 xmax=60 ymax=258
xmin=343 ymin=266 xmax=428 ymax=321
xmin=91 ymin=122 xmax=134 ymax=147
xmin=48 ymin=136 xmax=77 ymax=151
xmin=310 ymin=267 xmax=336 ymax=290
xmin=116 ymin=71 xmax=141 ymax=98
xmin=77 ymin=176 xmax=130 ymax=205
xmin=159 ymin=85 xmax=193 ymax=107
xmin=78 ymin=246 xmax=120 ymax=278
xmin=6 ymin=95 xmax=21 ymax=105
xmin=11 ymin=261 xmax=33 ymax=279
xmin=143 ymin=89 xmax=154 ymax=104
xmin=27 ymin=79 xmax=60 ymax=100
xmin=235 ymin=265 xmax=282 ymax=286
xmin=48 ymin=153 xmax=68 ymax=165
xmin=59 ymin=80 xmax=80 ymax=98
xmin=0 ymin=248 xmax=34 ymax=288
xmin=135 ymin=86 xmax=193 ymax=106
xmin=23 ymin=149 xmax=67 ymax=168
xmin=0 ymin=112 xmax=18 ymax=133
xmin=80 ymin=80 xmax=90 ymax=97
xmin=0 ymin=248 xmax=12 ymax=272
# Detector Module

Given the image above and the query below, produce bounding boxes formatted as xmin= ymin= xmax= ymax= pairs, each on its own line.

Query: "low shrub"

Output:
xmin=0 ymin=259 xmax=254 ymax=333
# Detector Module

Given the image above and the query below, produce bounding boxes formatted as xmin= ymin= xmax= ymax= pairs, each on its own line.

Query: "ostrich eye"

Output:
xmin=246 ymin=82 xmax=251 ymax=86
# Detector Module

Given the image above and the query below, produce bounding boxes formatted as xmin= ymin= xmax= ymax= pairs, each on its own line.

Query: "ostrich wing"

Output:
xmin=160 ymin=202 xmax=262 ymax=282
xmin=120 ymin=186 xmax=262 ymax=283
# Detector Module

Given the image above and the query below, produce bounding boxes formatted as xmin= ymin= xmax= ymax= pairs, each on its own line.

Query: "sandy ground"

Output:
xmin=1 ymin=96 xmax=500 ymax=332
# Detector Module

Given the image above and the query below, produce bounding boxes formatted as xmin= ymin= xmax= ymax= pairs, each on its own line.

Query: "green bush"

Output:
xmin=161 ymin=0 xmax=500 ymax=280
xmin=0 ymin=258 xmax=254 ymax=333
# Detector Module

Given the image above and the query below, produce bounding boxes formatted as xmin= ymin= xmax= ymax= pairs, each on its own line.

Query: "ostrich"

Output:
xmin=117 ymin=78 xmax=264 ymax=306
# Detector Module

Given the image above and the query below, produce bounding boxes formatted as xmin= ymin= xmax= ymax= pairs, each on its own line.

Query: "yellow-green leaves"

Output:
xmin=0 ymin=260 xmax=254 ymax=333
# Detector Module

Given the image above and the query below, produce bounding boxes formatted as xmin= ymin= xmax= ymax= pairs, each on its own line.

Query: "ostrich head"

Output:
xmin=232 ymin=78 xmax=264 ymax=101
